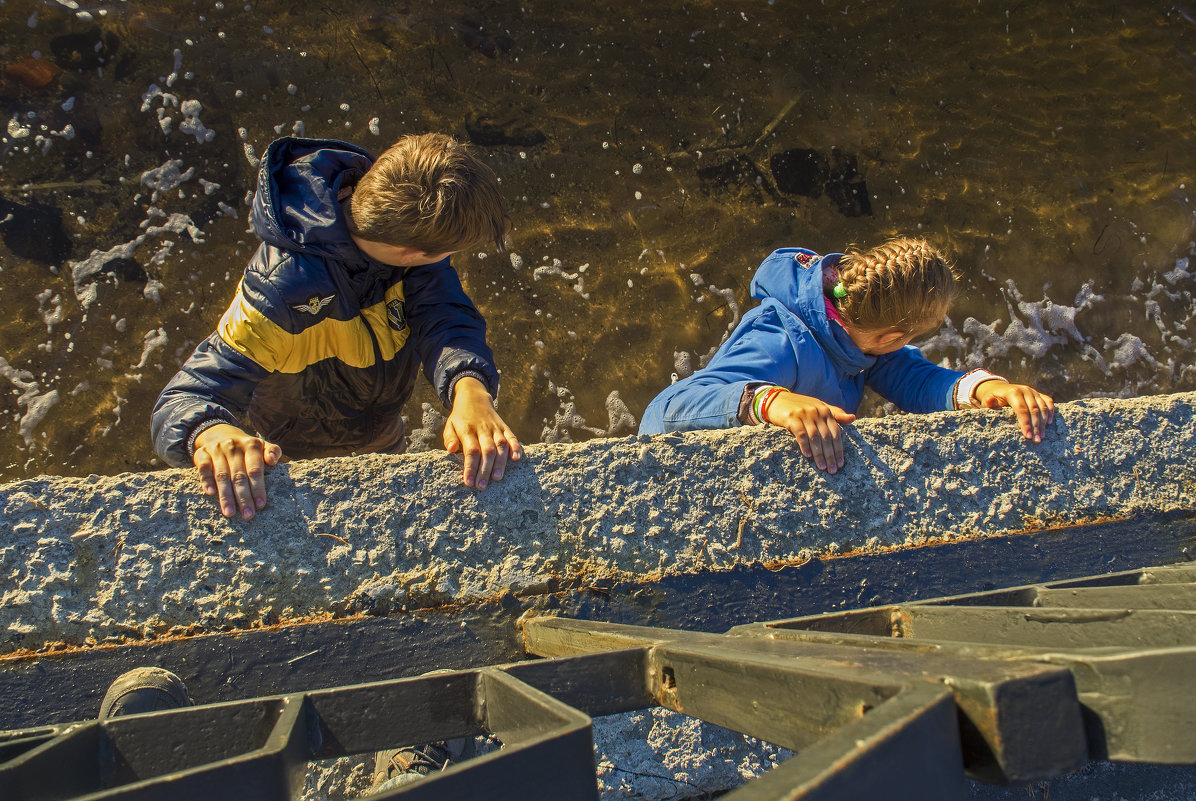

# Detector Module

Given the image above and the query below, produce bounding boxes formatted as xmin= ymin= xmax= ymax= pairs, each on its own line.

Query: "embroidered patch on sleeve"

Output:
xmin=386 ymin=299 xmax=407 ymax=331
xmin=292 ymin=294 xmax=335 ymax=315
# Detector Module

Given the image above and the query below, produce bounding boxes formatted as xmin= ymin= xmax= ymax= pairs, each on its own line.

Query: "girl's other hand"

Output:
xmin=973 ymin=380 xmax=1055 ymax=442
xmin=764 ymin=391 xmax=857 ymax=474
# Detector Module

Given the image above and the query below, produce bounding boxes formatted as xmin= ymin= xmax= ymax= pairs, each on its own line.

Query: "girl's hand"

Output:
xmin=973 ymin=380 xmax=1055 ymax=442
xmin=764 ymin=391 xmax=857 ymax=474
xmin=443 ymin=376 xmax=523 ymax=490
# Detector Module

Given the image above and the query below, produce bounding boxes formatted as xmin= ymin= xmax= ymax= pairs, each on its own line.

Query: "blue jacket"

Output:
xmin=639 ymin=247 xmax=963 ymax=434
xmin=151 ymin=137 xmax=499 ymax=466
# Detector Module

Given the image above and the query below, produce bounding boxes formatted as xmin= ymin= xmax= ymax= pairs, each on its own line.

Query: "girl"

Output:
xmin=638 ymin=238 xmax=1055 ymax=474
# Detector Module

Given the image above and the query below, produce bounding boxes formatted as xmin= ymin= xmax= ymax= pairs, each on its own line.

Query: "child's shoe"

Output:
xmin=371 ymin=741 xmax=453 ymax=789
xmin=98 ymin=667 xmax=193 ymax=718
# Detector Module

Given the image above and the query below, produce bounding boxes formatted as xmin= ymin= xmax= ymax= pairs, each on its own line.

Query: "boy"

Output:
xmin=151 ymin=134 xmax=522 ymax=520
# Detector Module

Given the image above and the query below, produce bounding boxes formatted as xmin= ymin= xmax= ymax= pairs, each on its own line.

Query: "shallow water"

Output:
xmin=0 ymin=0 xmax=1194 ymax=482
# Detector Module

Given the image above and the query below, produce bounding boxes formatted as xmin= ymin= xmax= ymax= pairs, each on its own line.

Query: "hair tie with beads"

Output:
xmin=832 ymin=282 xmax=847 ymax=299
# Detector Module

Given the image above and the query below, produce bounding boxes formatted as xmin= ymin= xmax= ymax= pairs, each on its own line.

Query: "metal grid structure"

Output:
xmin=2 ymin=563 xmax=1194 ymax=800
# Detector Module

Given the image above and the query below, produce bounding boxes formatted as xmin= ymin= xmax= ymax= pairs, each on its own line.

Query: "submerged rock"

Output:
xmin=769 ymin=146 xmax=872 ymax=217
xmin=453 ymin=18 xmax=514 ymax=58
xmin=464 ymin=110 xmax=546 ymax=147
xmin=50 ymin=27 xmax=120 ymax=72
xmin=0 ymin=197 xmax=72 ymax=265
xmin=768 ymin=148 xmax=827 ymax=197
xmin=4 ymin=57 xmax=62 ymax=90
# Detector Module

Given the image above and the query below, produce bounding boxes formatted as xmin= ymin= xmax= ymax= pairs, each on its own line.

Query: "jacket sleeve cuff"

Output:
xmin=951 ymin=369 xmax=1006 ymax=409
xmin=447 ymin=369 xmax=495 ymax=405
xmin=737 ymin=382 xmax=772 ymax=425
xmin=185 ymin=416 xmax=237 ymax=461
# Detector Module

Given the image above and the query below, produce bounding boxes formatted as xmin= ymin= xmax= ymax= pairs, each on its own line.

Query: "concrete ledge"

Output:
xmin=3 ymin=392 xmax=1196 ymax=651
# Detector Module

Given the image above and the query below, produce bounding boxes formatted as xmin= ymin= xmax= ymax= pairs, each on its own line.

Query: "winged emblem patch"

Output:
xmin=292 ymin=294 xmax=335 ymax=315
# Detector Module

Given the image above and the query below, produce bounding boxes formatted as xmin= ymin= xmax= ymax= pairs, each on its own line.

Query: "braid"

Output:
xmin=834 ymin=237 xmax=958 ymax=331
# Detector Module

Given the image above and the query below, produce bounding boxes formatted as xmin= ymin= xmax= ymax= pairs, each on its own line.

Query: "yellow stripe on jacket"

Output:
xmin=217 ymin=281 xmax=409 ymax=373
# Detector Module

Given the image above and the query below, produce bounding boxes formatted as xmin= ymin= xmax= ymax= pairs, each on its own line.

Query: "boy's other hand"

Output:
xmin=973 ymin=380 xmax=1055 ymax=443
xmin=764 ymin=391 xmax=856 ymax=474
xmin=192 ymin=423 xmax=283 ymax=520
xmin=444 ymin=376 xmax=523 ymax=491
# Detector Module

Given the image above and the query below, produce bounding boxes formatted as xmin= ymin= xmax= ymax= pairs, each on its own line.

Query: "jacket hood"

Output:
xmin=250 ymin=137 xmax=375 ymax=262
xmin=749 ymin=248 xmax=874 ymax=376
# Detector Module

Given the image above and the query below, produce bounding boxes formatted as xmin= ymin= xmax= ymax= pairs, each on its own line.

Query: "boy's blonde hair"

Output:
xmin=347 ymin=133 xmax=508 ymax=254
xmin=834 ymin=237 xmax=958 ymax=332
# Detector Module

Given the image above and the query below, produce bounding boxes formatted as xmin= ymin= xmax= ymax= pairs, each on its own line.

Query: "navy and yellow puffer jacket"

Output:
xmin=151 ymin=137 xmax=499 ymax=467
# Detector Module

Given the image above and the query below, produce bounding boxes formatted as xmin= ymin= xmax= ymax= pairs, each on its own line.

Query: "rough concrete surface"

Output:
xmin=3 ymin=392 xmax=1196 ymax=652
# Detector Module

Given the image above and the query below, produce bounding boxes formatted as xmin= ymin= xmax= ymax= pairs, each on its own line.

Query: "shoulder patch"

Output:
xmin=292 ymin=294 xmax=336 ymax=315
xmin=386 ymin=299 xmax=407 ymax=331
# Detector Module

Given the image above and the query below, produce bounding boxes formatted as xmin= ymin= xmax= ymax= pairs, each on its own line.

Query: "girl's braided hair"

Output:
xmin=834 ymin=237 xmax=958 ymax=332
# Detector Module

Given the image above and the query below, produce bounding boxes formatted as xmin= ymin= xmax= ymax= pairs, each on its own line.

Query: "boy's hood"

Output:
xmin=749 ymin=248 xmax=874 ymax=376
xmin=250 ymin=137 xmax=375 ymax=262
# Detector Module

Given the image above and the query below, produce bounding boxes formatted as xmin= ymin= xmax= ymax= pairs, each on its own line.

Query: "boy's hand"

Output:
xmin=973 ymin=380 xmax=1055 ymax=443
xmin=764 ymin=391 xmax=857 ymax=474
xmin=192 ymin=423 xmax=283 ymax=520
xmin=443 ymin=376 xmax=523 ymax=490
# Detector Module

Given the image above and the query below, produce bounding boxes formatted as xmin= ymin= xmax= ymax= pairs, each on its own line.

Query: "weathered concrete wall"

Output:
xmin=3 ymin=391 xmax=1195 ymax=652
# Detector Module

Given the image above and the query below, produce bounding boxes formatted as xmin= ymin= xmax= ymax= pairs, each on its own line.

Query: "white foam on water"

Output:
xmin=1104 ymin=332 xmax=1164 ymax=371
xmin=142 ymin=278 xmax=164 ymax=303
xmin=605 ymin=390 xmax=637 ymax=434
xmin=133 ymin=328 xmax=168 ymax=368
xmin=36 ymin=290 xmax=63 ymax=333
xmin=915 ymin=251 xmax=1196 ymax=394
xmin=7 ymin=116 xmax=31 ymax=139
xmin=165 ymin=48 xmax=184 ymax=87
xmin=140 ymin=159 xmax=194 ymax=202
xmin=673 ymin=350 xmax=693 ymax=378
xmin=694 ymin=282 xmax=740 ymax=369
xmin=70 ymin=212 xmax=205 ymax=306
xmin=533 ymin=258 xmax=589 ymax=299
xmin=178 ymin=99 xmax=215 ymax=143
xmin=1163 ymin=257 xmax=1191 ymax=285
xmin=98 ymin=390 xmax=127 ymax=437
xmin=540 ymin=383 xmax=605 ymax=443
xmin=139 ymin=84 xmax=178 ymax=114
xmin=0 ymin=356 xmax=58 ymax=448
